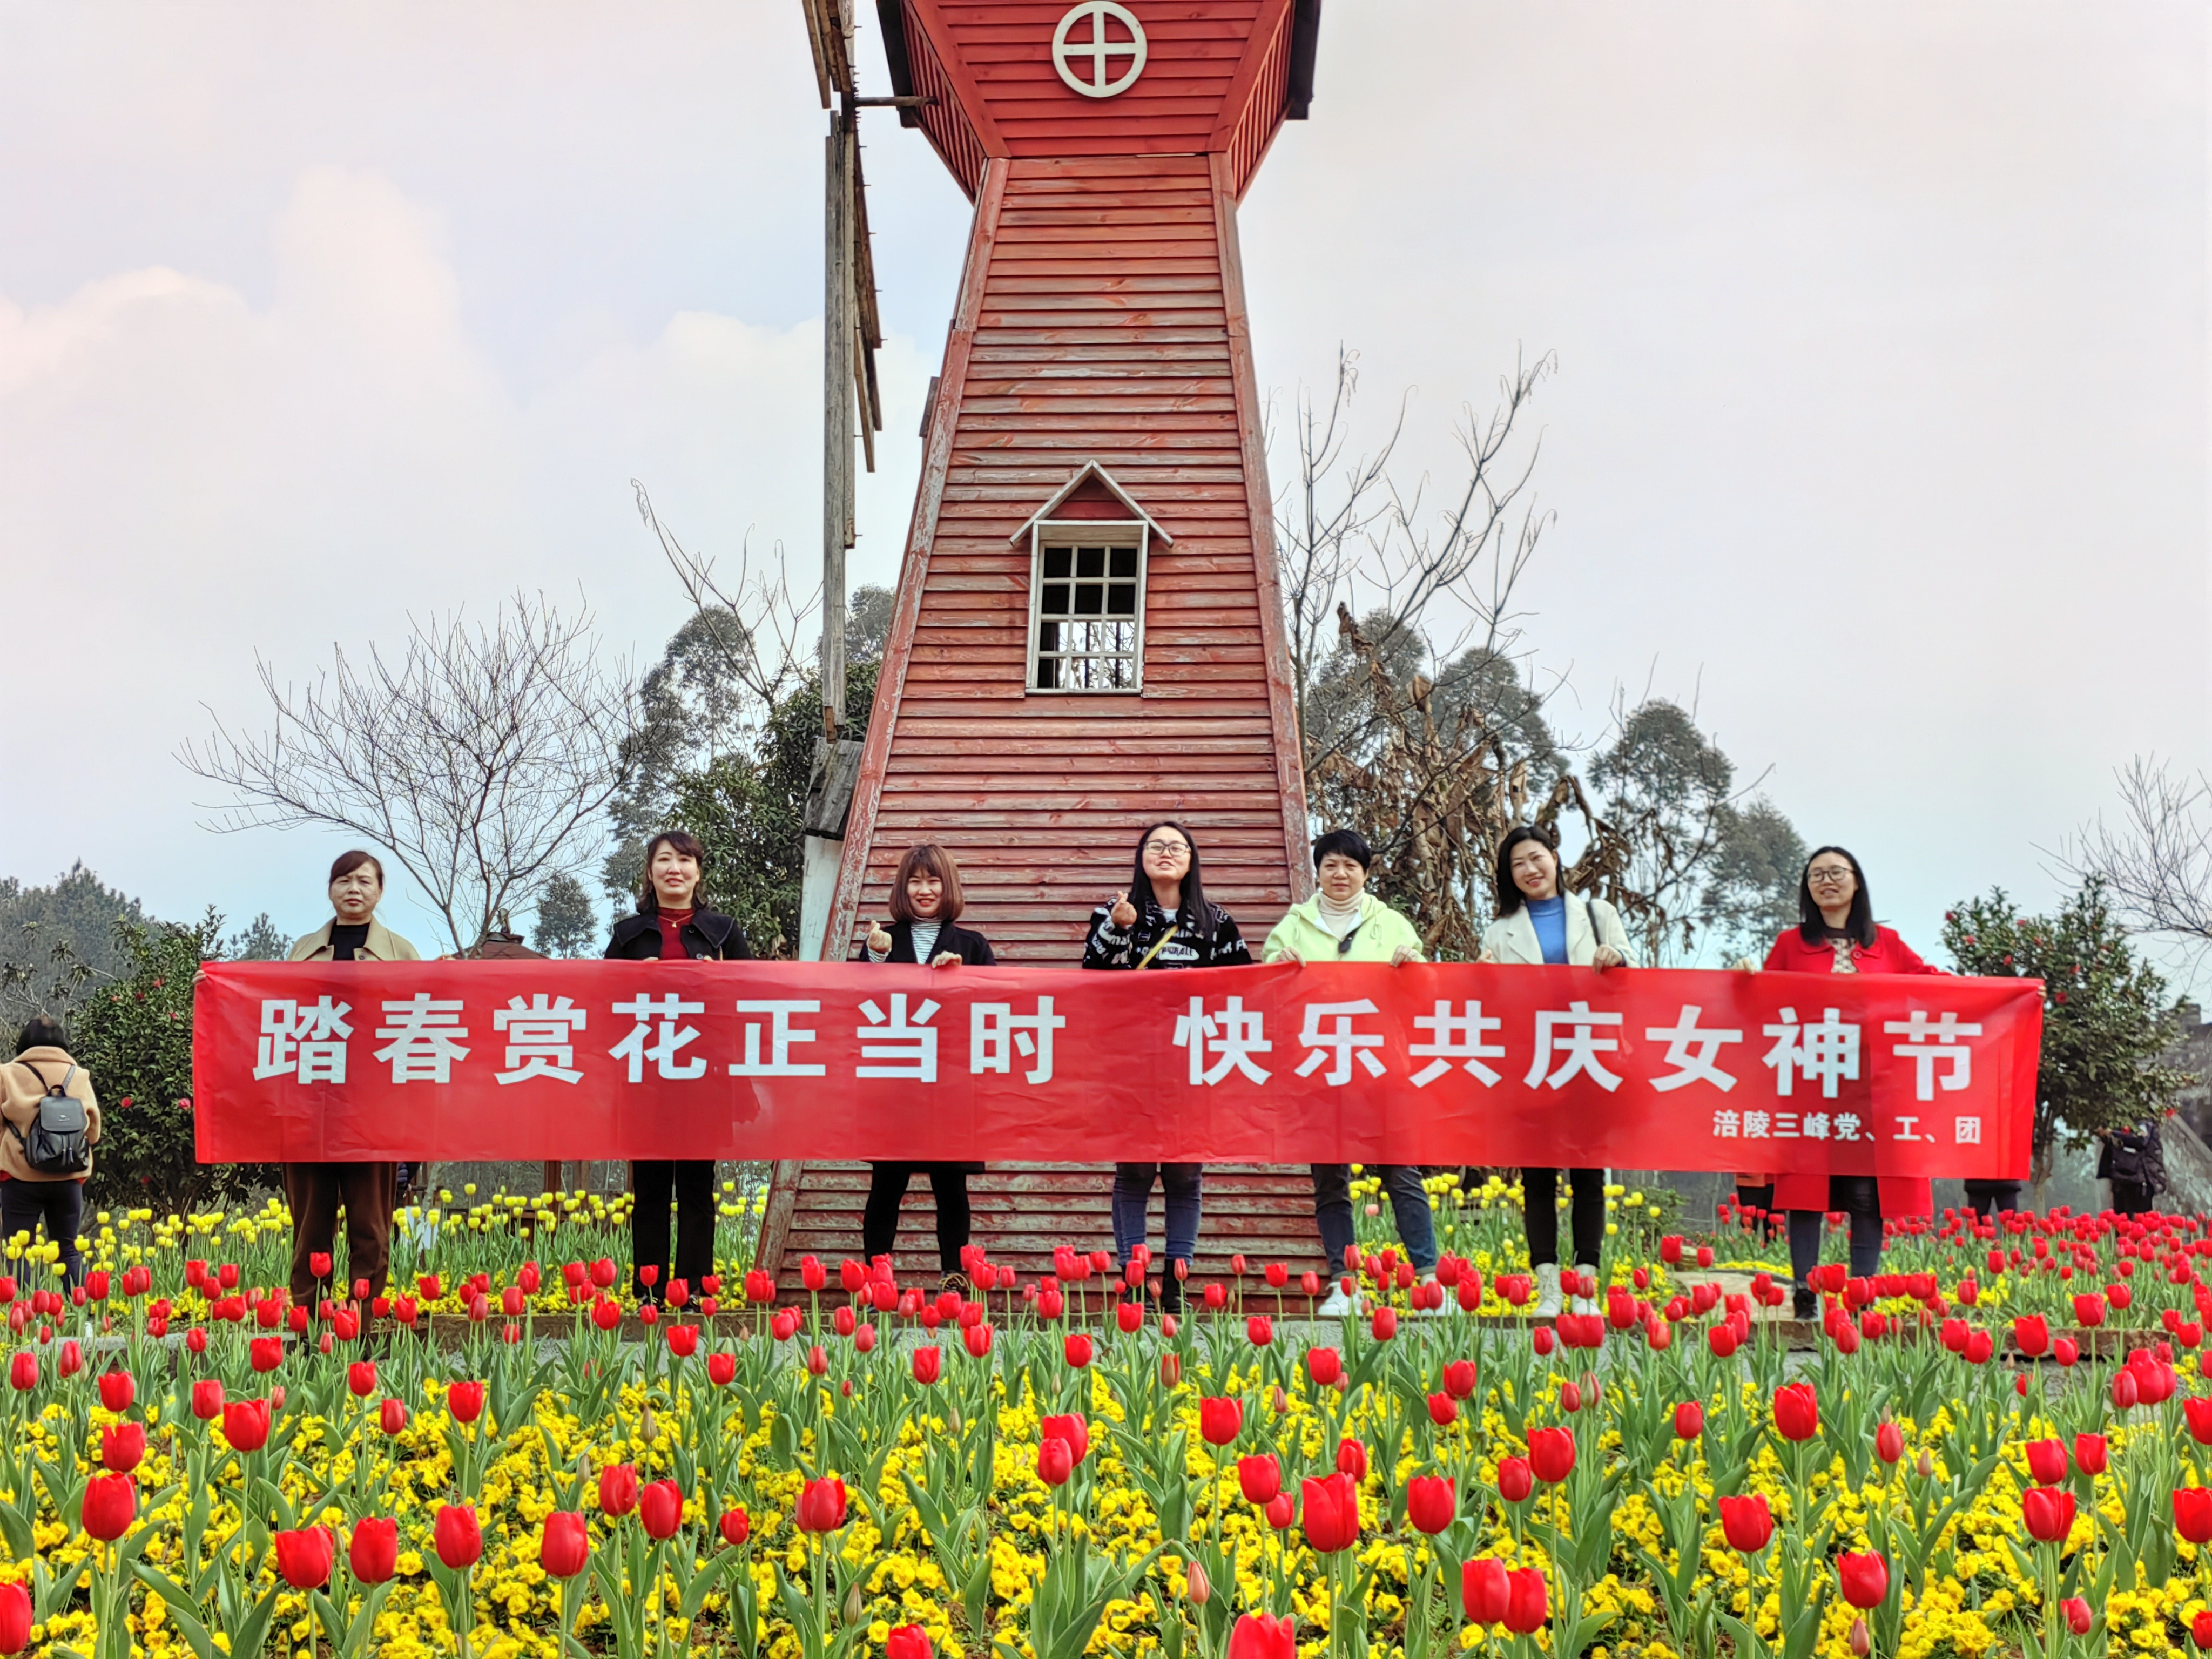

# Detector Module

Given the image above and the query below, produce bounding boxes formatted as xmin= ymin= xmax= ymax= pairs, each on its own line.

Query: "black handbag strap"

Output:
xmin=15 ymin=1060 xmax=71 ymax=1097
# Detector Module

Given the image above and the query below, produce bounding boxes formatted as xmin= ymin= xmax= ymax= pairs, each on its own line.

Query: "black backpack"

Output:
xmin=14 ymin=1062 xmax=90 ymax=1177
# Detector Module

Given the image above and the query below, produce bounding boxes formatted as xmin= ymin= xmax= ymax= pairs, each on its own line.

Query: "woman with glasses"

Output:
xmin=1476 ymin=825 xmax=1634 ymax=1317
xmin=1083 ymin=821 xmax=1250 ymax=1310
xmin=1263 ymin=829 xmax=1433 ymax=1314
xmin=1762 ymin=845 xmax=1939 ymax=1318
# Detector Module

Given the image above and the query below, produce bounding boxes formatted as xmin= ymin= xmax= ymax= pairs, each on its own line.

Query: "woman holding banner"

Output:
xmin=1263 ymin=828 xmax=1435 ymax=1316
xmin=858 ymin=844 xmax=992 ymax=1292
xmin=1477 ymin=825 xmax=1634 ymax=1318
xmin=1083 ymin=821 xmax=1250 ymax=1312
xmin=604 ymin=830 xmax=752 ymax=1305
xmin=284 ymin=850 xmax=417 ymax=1308
xmin=1762 ymin=845 xmax=1939 ymax=1319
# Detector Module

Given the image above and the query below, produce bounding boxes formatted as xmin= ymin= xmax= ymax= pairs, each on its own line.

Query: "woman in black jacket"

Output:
xmin=858 ymin=844 xmax=993 ymax=1289
xmin=1082 ymin=821 xmax=1249 ymax=1310
xmin=604 ymin=830 xmax=752 ymax=1302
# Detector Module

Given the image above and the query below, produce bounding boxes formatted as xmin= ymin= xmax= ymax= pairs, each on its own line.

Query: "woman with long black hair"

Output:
xmin=604 ymin=830 xmax=751 ymax=1304
xmin=1762 ymin=845 xmax=1938 ymax=1318
xmin=1083 ymin=821 xmax=1249 ymax=1310
xmin=1477 ymin=824 xmax=1634 ymax=1317
xmin=858 ymin=844 xmax=993 ymax=1290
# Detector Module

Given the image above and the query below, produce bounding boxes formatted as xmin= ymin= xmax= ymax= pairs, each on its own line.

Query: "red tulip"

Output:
xmin=1527 ymin=1426 xmax=1575 ymax=1483
xmin=1063 ymin=1333 xmax=1093 ymax=1368
xmin=249 ymin=1336 xmax=281 ymax=1374
xmin=97 ymin=1370 xmax=134 ymax=1413
xmin=1719 ymin=1493 xmax=1773 ymax=1553
xmin=2177 ymin=1487 xmax=2212 ymax=1543
xmin=1463 ymin=1557 xmax=1510 ymax=1624
xmin=639 ymin=1479 xmax=683 ymax=1540
xmin=962 ymin=1323 xmax=993 ymax=1359
xmin=2074 ymin=1293 xmax=2106 ymax=1327
xmin=1495 ymin=1456 xmax=1533 ymax=1503
xmin=274 ymin=1526 xmax=334 ymax=1590
xmin=1041 ymin=1412 xmax=1089 ymax=1467
xmin=379 ymin=1397 xmax=408 ymax=1436
xmin=2054 ymin=1337 xmax=2080 ymax=1366
xmin=191 ymin=1378 xmax=223 ymax=1420
xmin=1674 ymin=1401 xmax=1704 ymax=1440
xmin=2061 ymin=1598 xmax=2092 ymax=1636
xmin=2023 ymin=1486 xmax=2076 ymax=1543
xmin=102 ymin=1421 xmax=145 ymax=1473
xmin=2193 ymin=1611 xmax=2212 ymax=1650
xmin=2076 ymin=1433 xmax=2109 ymax=1475
xmin=1264 ymin=1491 xmax=1294 ymax=1530
xmin=886 ymin=1627 xmax=936 ymax=1659
xmin=719 ymin=1507 xmax=751 ymax=1547
xmin=2026 ymin=1439 xmax=2069 ymax=1485
xmin=1306 ymin=1347 xmax=1342 ymax=1387
xmin=1428 ymin=1391 xmax=1458 ymax=1427
xmin=1199 ymin=1397 xmax=1244 ymax=1447
xmin=1036 ymin=1435 xmax=1075 ymax=1487
xmin=2013 ymin=1314 xmax=2049 ymax=1358
xmin=0 ymin=1580 xmax=28 ymax=1654
xmin=795 ymin=1476 xmax=847 ymax=1533
xmin=1300 ymin=1472 xmax=1359 ymax=1553
xmin=667 ymin=1325 xmax=699 ymax=1359
xmin=1440 ymin=1358 xmax=1478 ymax=1400
xmin=1838 ymin=1552 xmax=1889 ymax=1609
xmin=1876 ymin=1421 xmax=1904 ymax=1465
xmin=707 ymin=1351 xmax=738 ymax=1387
xmin=5 ymin=1355 xmax=32 ymax=1394
xmin=540 ymin=1512 xmax=590 ymax=1578
xmin=2113 ymin=1369 xmax=2141 ymax=1410
xmin=1238 ymin=1453 xmax=1281 ymax=1506
xmin=222 ymin=1398 xmax=272 ymax=1453
xmin=345 ymin=1515 xmax=396 ymax=1584
xmin=1773 ymin=1382 xmax=1818 ymax=1441
xmin=912 ymin=1347 xmax=941 ymax=1385
xmin=435 ymin=1504 xmax=482 ymax=1569
xmin=1406 ymin=1474 xmax=1455 ymax=1534
xmin=1226 ymin=1613 xmax=1297 ymax=1659
xmin=1504 ymin=1567 xmax=1549 ymax=1634
xmin=599 ymin=1464 xmax=639 ymax=1519
xmin=81 ymin=1473 xmax=135 ymax=1541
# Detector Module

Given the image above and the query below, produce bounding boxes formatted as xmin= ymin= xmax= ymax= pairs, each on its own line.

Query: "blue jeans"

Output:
xmin=1112 ymin=1163 xmax=1203 ymax=1266
xmin=1313 ymin=1164 xmax=1436 ymax=1273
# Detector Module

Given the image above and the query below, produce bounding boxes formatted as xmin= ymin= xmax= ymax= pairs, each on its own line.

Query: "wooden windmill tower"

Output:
xmin=760 ymin=0 xmax=1329 ymax=1296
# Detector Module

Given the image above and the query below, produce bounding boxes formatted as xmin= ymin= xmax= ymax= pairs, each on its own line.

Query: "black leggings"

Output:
xmin=630 ymin=1159 xmax=716 ymax=1301
xmin=862 ymin=1163 xmax=973 ymax=1278
xmin=1524 ymin=1167 xmax=1606 ymax=1270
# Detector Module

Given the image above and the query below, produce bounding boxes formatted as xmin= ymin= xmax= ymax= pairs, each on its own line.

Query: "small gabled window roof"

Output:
xmin=1007 ymin=461 xmax=1174 ymax=547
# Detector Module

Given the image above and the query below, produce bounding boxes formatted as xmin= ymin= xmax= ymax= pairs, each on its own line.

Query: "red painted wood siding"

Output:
xmin=830 ymin=153 xmax=1306 ymax=962
xmin=906 ymin=0 xmax=1292 ymax=167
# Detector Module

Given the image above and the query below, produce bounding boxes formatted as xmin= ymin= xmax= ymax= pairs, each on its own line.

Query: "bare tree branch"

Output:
xmin=635 ymin=479 xmax=818 ymax=717
xmin=2062 ymin=757 xmax=2212 ymax=953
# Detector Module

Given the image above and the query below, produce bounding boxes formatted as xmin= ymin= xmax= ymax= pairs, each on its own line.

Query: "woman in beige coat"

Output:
xmin=284 ymin=849 xmax=419 ymax=1306
xmin=2 ymin=1016 xmax=101 ymax=1289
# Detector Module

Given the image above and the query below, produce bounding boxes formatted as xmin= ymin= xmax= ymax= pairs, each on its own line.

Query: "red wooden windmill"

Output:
xmin=759 ymin=0 xmax=1329 ymax=1295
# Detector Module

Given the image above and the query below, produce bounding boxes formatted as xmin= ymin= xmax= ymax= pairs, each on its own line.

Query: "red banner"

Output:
xmin=192 ymin=961 xmax=2038 ymax=1175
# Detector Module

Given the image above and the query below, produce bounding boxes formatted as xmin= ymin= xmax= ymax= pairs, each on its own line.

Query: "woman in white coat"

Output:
xmin=1478 ymin=825 xmax=1635 ymax=1316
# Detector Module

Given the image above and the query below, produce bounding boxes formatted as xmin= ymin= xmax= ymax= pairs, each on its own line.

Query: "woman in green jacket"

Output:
xmin=1263 ymin=829 xmax=1433 ymax=1316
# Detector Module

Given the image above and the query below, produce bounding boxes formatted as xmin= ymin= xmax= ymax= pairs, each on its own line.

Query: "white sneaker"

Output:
xmin=1570 ymin=1263 xmax=1601 ymax=1316
xmin=1533 ymin=1263 xmax=1562 ymax=1318
xmin=1317 ymin=1286 xmax=1354 ymax=1318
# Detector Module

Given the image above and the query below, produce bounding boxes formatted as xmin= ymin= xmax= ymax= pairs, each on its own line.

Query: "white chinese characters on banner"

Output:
xmin=1294 ymin=1000 xmax=1386 ymax=1085
xmin=972 ymin=998 xmax=1066 ymax=1085
xmin=609 ymin=994 xmax=707 ymax=1082
xmin=1174 ymin=996 xmax=1272 ymax=1086
xmin=1762 ymin=1007 xmax=1860 ymax=1099
xmin=1883 ymin=1010 xmax=1982 ymax=1101
xmin=253 ymin=997 xmax=353 ymax=1084
xmin=1644 ymin=1005 xmax=1742 ymax=1092
xmin=491 ymin=995 xmax=588 ymax=1084
xmin=730 ymin=1001 xmax=827 ymax=1078
xmin=373 ymin=994 xmax=470 ymax=1084
xmin=858 ymin=996 xmax=940 ymax=1082
xmin=1409 ymin=1000 xmax=1505 ymax=1088
xmin=1525 ymin=1002 xmax=1623 ymax=1092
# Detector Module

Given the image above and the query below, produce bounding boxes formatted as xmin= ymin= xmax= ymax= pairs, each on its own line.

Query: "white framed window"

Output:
xmin=1027 ymin=518 xmax=1147 ymax=692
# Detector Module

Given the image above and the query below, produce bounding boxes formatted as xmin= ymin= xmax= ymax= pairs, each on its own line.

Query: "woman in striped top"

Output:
xmin=858 ymin=844 xmax=993 ymax=1291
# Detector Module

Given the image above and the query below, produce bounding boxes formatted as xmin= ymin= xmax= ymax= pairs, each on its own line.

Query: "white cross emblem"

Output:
xmin=1052 ymin=1 xmax=1148 ymax=98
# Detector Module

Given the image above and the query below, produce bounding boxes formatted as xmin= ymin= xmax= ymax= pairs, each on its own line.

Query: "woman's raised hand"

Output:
xmin=1109 ymin=891 xmax=1137 ymax=930
xmin=865 ymin=919 xmax=893 ymax=956
xmin=1390 ymin=944 xmax=1422 ymax=966
xmin=928 ymin=950 xmax=962 ymax=970
xmin=1593 ymin=945 xmax=1626 ymax=970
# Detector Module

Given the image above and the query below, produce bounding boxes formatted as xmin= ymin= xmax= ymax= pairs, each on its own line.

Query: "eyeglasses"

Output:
xmin=1144 ymin=840 xmax=1190 ymax=857
xmin=1806 ymin=867 xmax=1854 ymax=885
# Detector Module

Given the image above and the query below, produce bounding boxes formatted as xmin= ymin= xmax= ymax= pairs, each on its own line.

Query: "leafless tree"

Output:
xmin=179 ymin=592 xmax=642 ymax=956
xmin=635 ymin=480 xmax=818 ymax=721
xmin=2063 ymin=757 xmax=2212 ymax=954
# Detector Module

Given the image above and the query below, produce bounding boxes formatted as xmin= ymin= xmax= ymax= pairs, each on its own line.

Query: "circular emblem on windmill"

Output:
xmin=1052 ymin=2 xmax=1148 ymax=99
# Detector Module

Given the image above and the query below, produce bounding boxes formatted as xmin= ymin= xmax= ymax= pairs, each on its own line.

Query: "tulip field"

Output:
xmin=4 ymin=1175 xmax=2212 ymax=1657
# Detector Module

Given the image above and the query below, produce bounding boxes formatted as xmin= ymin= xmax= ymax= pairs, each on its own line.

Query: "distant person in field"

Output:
xmin=1759 ymin=845 xmax=1940 ymax=1319
xmin=1477 ymin=824 xmax=1635 ymax=1319
xmin=603 ymin=830 xmax=751 ymax=1306
xmin=2 ymin=1015 xmax=100 ymax=1290
xmin=1263 ymin=828 xmax=1435 ymax=1316
xmin=858 ymin=843 xmax=994 ymax=1293
xmin=284 ymin=849 xmax=417 ymax=1308
xmin=1083 ymin=820 xmax=1250 ymax=1313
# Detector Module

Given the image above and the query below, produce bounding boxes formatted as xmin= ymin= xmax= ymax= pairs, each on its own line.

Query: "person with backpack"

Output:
xmin=1262 ymin=828 xmax=1435 ymax=1313
xmin=1083 ymin=821 xmax=1250 ymax=1311
xmin=284 ymin=849 xmax=418 ymax=1307
xmin=1 ymin=1017 xmax=100 ymax=1290
xmin=2099 ymin=1118 xmax=2167 ymax=1216
xmin=605 ymin=829 xmax=751 ymax=1304
xmin=857 ymin=843 xmax=995 ymax=1291
xmin=1477 ymin=825 xmax=1636 ymax=1317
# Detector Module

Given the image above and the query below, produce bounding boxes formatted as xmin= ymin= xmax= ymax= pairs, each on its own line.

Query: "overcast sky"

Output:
xmin=0 ymin=2 xmax=2203 ymax=967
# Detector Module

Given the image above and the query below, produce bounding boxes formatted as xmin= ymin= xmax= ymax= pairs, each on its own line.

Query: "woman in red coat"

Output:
xmin=1763 ymin=846 xmax=1943 ymax=1318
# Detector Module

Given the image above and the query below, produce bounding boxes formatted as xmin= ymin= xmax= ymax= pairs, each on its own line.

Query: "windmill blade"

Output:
xmin=850 ymin=127 xmax=884 ymax=468
xmin=799 ymin=0 xmax=858 ymax=102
